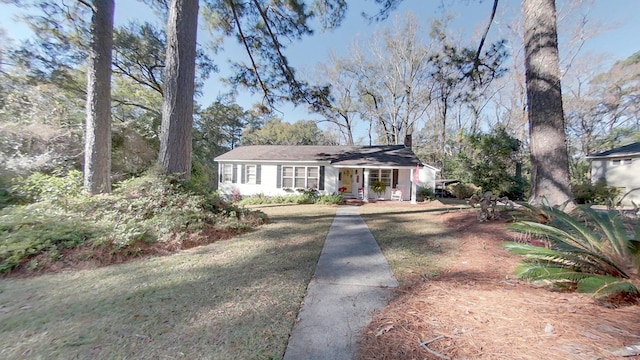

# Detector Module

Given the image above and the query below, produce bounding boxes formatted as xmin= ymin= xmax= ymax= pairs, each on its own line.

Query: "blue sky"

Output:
xmin=1 ymin=0 xmax=639 ymax=131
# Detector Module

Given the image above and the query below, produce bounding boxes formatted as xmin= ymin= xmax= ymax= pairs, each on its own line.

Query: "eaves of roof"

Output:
xmin=586 ymin=141 xmax=640 ymax=159
xmin=214 ymin=145 xmax=423 ymax=167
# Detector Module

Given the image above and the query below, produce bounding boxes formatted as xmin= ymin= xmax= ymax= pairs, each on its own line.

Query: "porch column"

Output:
xmin=363 ymin=168 xmax=370 ymax=202
xmin=411 ymin=168 xmax=417 ymax=204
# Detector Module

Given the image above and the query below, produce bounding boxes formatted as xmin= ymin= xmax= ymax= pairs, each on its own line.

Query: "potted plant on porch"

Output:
xmin=371 ymin=180 xmax=386 ymax=199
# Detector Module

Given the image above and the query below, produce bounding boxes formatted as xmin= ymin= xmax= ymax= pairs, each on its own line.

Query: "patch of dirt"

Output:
xmin=360 ymin=210 xmax=640 ymax=360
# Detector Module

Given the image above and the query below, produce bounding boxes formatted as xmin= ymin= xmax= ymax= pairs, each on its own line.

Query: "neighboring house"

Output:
xmin=586 ymin=141 xmax=640 ymax=206
xmin=214 ymin=136 xmax=438 ymax=203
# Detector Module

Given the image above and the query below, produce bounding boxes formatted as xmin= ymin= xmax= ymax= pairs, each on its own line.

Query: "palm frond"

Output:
xmin=503 ymin=240 xmax=629 ymax=278
xmin=504 ymin=242 xmax=578 ymax=269
xmin=628 ymin=219 xmax=640 ymax=274
xmin=510 ymin=221 xmax=592 ymax=252
xmin=505 ymin=243 xmax=626 ymax=277
xmin=544 ymin=206 xmax=605 ymax=251
xmin=580 ymin=207 xmax=628 ymax=258
xmin=504 ymin=242 xmax=582 ymax=267
xmin=576 ymin=276 xmax=639 ymax=299
xmin=512 ymin=202 xmax=553 ymax=223
xmin=515 ymin=264 xmax=592 ymax=282
xmin=630 ymin=239 xmax=640 ymax=273
xmin=503 ymin=242 xmax=555 ymax=255
xmin=507 ymin=204 xmax=639 ymax=299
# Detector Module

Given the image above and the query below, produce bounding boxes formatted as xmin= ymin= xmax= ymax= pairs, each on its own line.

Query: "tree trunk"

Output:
xmin=158 ymin=0 xmax=199 ymax=179
xmin=84 ymin=0 xmax=114 ymax=194
xmin=522 ymin=0 xmax=574 ymax=208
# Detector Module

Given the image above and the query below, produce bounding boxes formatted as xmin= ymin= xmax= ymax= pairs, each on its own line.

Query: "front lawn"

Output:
xmin=359 ymin=201 xmax=464 ymax=284
xmin=0 ymin=204 xmax=336 ymax=360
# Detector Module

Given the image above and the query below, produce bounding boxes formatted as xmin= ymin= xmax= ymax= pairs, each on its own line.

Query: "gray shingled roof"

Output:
xmin=214 ymin=145 xmax=421 ymax=167
xmin=587 ymin=142 xmax=640 ymax=158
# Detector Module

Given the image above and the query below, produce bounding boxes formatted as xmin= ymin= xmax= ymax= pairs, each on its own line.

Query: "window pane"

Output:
xmin=283 ymin=178 xmax=293 ymax=188
xmin=246 ymin=165 xmax=256 ymax=184
xmin=295 ymin=167 xmax=306 ymax=177
xmin=283 ymin=166 xmax=293 ymax=176
xmin=295 ymin=178 xmax=306 ymax=188
xmin=308 ymin=179 xmax=318 ymax=189
xmin=307 ymin=167 xmax=318 ymax=178
xmin=381 ymin=169 xmax=392 ymax=186
xmin=370 ymin=169 xmax=380 ymax=184
xmin=223 ymin=164 xmax=233 ymax=182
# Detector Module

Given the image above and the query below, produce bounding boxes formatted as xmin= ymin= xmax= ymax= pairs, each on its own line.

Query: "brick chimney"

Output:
xmin=404 ymin=134 xmax=412 ymax=148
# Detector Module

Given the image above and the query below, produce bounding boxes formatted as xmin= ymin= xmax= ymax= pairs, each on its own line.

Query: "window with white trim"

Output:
xmin=282 ymin=166 xmax=319 ymax=189
xmin=611 ymin=158 xmax=633 ymax=166
xmin=246 ymin=165 xmax=257 ymax=184
xmin=307 ymin=167 xmax=319 ymax=189
xmin=222 ymin=164 xmax=233 ymax=182
xmin=370 ymin=169 xmax=392 ymax=186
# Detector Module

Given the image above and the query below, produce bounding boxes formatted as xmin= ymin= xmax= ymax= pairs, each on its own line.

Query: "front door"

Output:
xmin=340 ymin=169 xmax=353 ymax=194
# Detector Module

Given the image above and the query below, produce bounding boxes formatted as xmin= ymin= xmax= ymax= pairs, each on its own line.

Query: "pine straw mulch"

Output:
xmin=359 ymin=210 xmax=640 ymax=360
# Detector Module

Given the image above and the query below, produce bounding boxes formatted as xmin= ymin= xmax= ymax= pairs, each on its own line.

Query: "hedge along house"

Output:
xmin=586 ymin=141 xmax=640 ymax=207
xmin=214 ymin=136 xmax=438 ymax=204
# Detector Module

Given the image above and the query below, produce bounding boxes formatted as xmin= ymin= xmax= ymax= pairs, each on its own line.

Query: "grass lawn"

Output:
xmin=359 ymin=202 xmax=466 ymax=284
xmin=0 ymin=204 xmax=336 ymax=360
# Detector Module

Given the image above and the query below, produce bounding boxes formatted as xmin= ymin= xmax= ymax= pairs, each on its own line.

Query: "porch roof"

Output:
xmin=214 ymin=145 xmax=422 ymax=167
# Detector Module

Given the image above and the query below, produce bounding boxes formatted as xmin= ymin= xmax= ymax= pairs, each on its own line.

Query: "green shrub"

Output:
xmin=449 ymin=182 xmax=480 ymax=199
xmin=239 ymin=191 xmax=343 ymax=206
xmin=502 ymin=177 xmax=529 ymax=201
xmin=0 ymin=173 xmax=16 ymax=209
xmin=503 ymin=203 xmax=640 ymax=300
xmin=0 ymin=207 xmax=102 ymax=273
xmin=572 ymin=179 xmax=621 ymax=205
xmin=418 ymin=187 xmax=435 ymax=201
xmin=0 ymin=181 xmax=18 ymax=209
xmin=238 ymin=193 xmax=281 ymax=205
xmin=296 ymin=188 xmax=319 ymax=204
xmin=11 ymin=170 xmax=82 ymax=204
xmin=188 ymin=157 xmax=218 ymax=193
xmin=0 ymin=172 xmax=268 ymax=274
xmin=316 ymin=193 xmax=345 ymax=205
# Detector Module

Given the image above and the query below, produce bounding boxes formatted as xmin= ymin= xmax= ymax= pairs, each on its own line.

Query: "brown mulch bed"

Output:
xmin=359 ymin=210 xmax=640 ymax=360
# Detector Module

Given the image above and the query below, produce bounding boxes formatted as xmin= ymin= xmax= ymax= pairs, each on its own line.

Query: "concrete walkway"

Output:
xmin=283 ymin=206 xmax=398 ymax=360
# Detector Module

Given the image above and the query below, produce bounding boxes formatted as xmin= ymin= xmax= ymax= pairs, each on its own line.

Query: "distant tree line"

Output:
xmin=0 ymin=0 xmax=637 ymax=205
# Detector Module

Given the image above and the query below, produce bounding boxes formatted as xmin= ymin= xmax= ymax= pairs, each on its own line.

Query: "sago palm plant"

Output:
xmin=503 ymin=203 xmax=640 ymax=299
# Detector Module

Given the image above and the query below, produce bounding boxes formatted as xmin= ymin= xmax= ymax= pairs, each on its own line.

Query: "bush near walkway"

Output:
xmin=1 ymin=171 xmax=266 ymax=275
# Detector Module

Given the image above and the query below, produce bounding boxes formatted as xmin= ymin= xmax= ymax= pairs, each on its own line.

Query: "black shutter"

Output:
xmin=219 ymin=165 xmax=223 ymax=183
xmin=240 ymin=164 xmax=246 ymax=184
xmin=276 ymin=165 xmax=282 ymax=188
xmin=232 ymin=164 xmax=237 ymax=183
xmin=393 ymin=169 xmax=399 ymax=188
xmin=319 ymin=166 xmax=325 ymax=190
xmin=256 ymin=165 xmax=262 ymax=185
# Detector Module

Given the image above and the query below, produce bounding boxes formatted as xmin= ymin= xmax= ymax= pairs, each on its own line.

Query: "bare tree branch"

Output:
xmin=474 ymin=0 xmax=499 ymax=73
xmin=227 ymin=0 xmax=270 ymax=105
